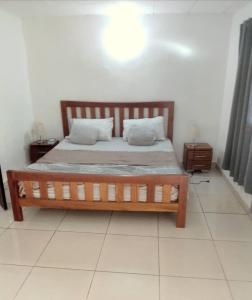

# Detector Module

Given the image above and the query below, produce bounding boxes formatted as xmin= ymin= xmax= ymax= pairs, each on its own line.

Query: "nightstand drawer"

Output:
xmin=193 ymin=150 xmax=212 ymax=161
xmin=191 ymin=160 xmax=211 ymax=170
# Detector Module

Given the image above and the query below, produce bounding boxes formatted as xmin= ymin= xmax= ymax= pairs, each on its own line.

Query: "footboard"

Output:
xmin=7 ymin=170 xmax=188 ymax=227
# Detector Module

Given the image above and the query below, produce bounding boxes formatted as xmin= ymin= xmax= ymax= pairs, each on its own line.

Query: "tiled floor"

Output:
xmin=0 ymin=169 xmax=252 ymax=299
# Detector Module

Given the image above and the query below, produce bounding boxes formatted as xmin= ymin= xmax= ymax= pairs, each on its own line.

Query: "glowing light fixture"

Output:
xmin=102 ymin=2 xmax=148 ymax=62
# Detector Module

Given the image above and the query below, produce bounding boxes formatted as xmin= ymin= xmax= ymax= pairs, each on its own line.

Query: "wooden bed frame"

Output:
xmin=7 ymin=101 xmax=188 ymax=227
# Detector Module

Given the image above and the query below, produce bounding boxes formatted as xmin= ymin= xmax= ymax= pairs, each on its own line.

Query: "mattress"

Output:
xmin=24 ymin=138 xmax=182 ymax=202
xmin=30 ymin=138 xmax=182 ymax=175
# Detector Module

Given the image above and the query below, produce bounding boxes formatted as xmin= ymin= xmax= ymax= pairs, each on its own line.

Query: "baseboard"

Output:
xmin=216 ymin=164 xmax=252 ymax=215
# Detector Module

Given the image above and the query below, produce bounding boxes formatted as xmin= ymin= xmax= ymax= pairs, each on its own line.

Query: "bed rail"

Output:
xmin=7 ymin=170 xmax=188 ymax=228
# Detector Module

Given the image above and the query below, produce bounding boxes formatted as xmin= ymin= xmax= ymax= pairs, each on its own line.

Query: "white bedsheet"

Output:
xmin=56 ymin=137 xmax=174 ymax=152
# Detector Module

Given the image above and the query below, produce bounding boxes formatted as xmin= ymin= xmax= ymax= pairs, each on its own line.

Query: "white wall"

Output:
xmin=217 ymin=2 xmax=252 ymax=210
xmin=0 ymin=9 xmax=33 ymax=181
xmin=22 ymin=14 xmax=231 ymax=161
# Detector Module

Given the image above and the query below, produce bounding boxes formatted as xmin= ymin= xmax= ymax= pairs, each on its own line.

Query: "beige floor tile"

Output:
xmin=229 ymin=281 xmax=252 ymax=300
xmin=215 ymin=241 xmax=252 ymax=281
xmin=58 ymin=210 xmax=111 ymax=233
xmin=160 ymin=276 xmax=232 ymax=300
xmin=108 ymin=212 xmax=158 ymax=236
xmin=37 ymin=231 xmax=104 ymax=270
xmin=97 ymin=234 xmax=159 ymax=274
xmin=0 ymin=208 xmax=13 ymax=228
xmin=200 ymin=194 xmax=245 ymax=214
xmin=16 ymin=267 xmax=93 ymax=300
xmin=187 ymin=188 xmax=203 ymax=212
xmin=10 ymin=208 xmax=66 ymax=230
xmin=0 ymin=227 xmax=5 ymax=235
xmin=88 ymin=272 xmax=159 ymax=300
xmin=195 ymin=177 xmax=234 ymax=196
xmin=159 ymin=212 xmax=211 ymax=239
xmin=0 ymin=264 xmax=31 ymax=300
xmin=206 ymin=214 xmax=252 ymax=241
xmin=0 ymin=229 xmax=53 ymax=265
xmin=159 ymin=238 xmax=224 ymax=278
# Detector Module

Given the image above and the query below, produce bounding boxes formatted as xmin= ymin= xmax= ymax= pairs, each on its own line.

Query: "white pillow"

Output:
xmin=69 ymin=123 xmax=98 ymax=145
xmin=127 ymin=126 xmax=156 ymax=146
xmin=71 ymin=118 xmax=113 ymax=141
xmin=123 ymin=116 xmax=165 ymax=141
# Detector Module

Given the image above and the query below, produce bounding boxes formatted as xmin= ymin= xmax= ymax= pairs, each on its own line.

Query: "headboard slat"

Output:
xmin=71 ymin=107 xmax=77 ymax=118
xmin=61 ymin=101 xmax=174 ymax=141
xmin=119 ymin=107 xmax=124 ymax=137
xmin=80 ymin=107 xmax=86 ymax=118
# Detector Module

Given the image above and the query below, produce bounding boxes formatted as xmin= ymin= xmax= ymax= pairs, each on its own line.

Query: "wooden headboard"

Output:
xmin=61 ymin=101 xmax=174 ymax=141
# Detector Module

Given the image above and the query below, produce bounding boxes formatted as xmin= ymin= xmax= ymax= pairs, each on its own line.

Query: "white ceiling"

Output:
xmin=0 ymin=0 xmax=249 ymax=17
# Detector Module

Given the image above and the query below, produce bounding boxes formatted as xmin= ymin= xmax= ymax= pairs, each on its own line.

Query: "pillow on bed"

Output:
xmin=127 ymin=126 xmax=156 ymax=146
xmin=123 ymin=116 xmax=165 ymax=141
xmin=69 ymin=122 xmax=99 ymax=145
xmin=71 ymin=118 xmax=113 ymax=141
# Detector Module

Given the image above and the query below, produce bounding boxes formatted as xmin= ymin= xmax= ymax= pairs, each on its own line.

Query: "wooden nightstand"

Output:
xmin=29 ymin=139 xmax=59 ymax=163
xmin=183 ymin=143 xmax=213 ymax=172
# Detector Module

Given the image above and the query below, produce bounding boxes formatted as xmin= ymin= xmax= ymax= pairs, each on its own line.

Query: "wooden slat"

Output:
xmin=129 ymin=107 xmax=134 ymax=119
xmin=131 ymin=184 xmax=138 ymax=202
xmin=85 ymin=183 xmax=93 ymax=201
xmin=90 ymin=107 xmax=96 ymax=118
xmin=149 ymin=107 xmax=154 ymax=118
xmin=71 ymin=107 xmax=77 ymax=118
xmin=109 ymin=107 xmax=115 ymax=136
xmin=54 ymin=182 xmax=63 ymax=200
xmin=139 ymin=107 xmax=144 ymax=118
xmin=39 ymin=182 xmax=48 ymax=199
xmin=116 ymin=183 xmax=124 ymax=202
xmin=158 ymin=107 xmax=163 ymax=116
xmin=100 ymin=183 xmax=108 ymax=202
xmin=24 ymin=181 xmax=33 ymax=198
xmin=147 ymin=184 xmax=155 ymax=203
xmin=80 ymin=107 xmax=86 ymax=118
xmin=119 ymin=107 xmax=124 ymax=137
xmin=100 ymin=107 xmax=105 ymax=118
xmin=162 ymin=184 xmax=171 ymax=203
xmin=70 ymin=182 xmax=78 ymax=201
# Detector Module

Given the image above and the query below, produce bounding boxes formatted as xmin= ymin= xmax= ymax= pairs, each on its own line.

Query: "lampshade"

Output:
xmin=31 ymin=121 xmax=47 ymax=142
xmin=189 ymin=124 xmax=200 ymax=143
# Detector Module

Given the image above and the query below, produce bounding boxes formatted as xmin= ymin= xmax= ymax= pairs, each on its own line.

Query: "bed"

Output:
xmin=7 ymin=101 xmax=188 ymax=227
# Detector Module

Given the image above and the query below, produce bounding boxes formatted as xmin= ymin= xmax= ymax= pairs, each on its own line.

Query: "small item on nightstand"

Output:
xmin=29 ymin=139 xmax=59 ymax=163
xmin=183 ymin=143 xmax=213 ymax=172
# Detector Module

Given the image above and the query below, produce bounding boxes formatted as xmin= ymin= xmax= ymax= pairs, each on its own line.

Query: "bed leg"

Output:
xmin=176 ymin=209 xmax=186 ymax=228
xmin=7 ymin=171 xmax=23 ymax=221
xmin=176 ymin=175 xmax=188 ymax=228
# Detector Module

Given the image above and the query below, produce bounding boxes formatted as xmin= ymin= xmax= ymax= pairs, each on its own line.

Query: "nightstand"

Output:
xmin=29 ymin=139 xmax=59 ymax=163
xmin=183 ymin=143 xmax=213 ymax=172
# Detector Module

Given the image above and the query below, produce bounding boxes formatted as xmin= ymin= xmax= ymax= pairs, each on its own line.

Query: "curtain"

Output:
xmin=223 ymin=18 xmax=252 ymax=194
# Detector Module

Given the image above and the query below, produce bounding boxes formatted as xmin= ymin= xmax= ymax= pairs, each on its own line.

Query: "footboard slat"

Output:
xmin=131 ymin=184 xmax=138 ymax=202
xmin=85 ymin=183 xmax=93 ymax=201
xmin=116 ymin=184 xmax=124 ymax=202
xmin=54 ymin=182 xmax=63 ymax=200
xmin=162 ymin=185 xmax=171 ymax=203
xmin=70 ymin=182 xmax=78 ymax=200
xmin=24 ymin=181 xmax=33 ymax=199
xmin=147 ymin=184 xmax=155 ymax=203
xmin=100 ymin=183 xmax=108 ymax=202
xmin=39 ymin=182 xmax=48 ymax=199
